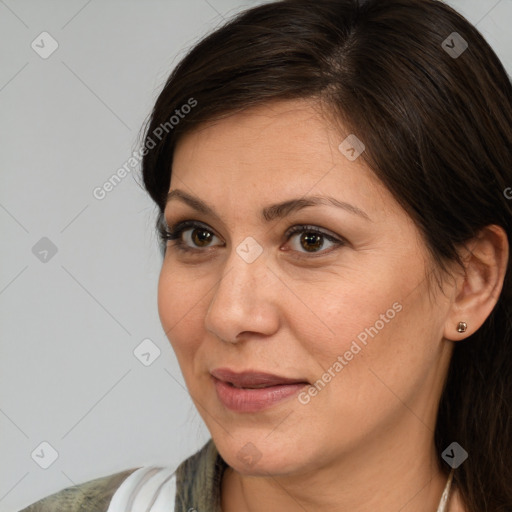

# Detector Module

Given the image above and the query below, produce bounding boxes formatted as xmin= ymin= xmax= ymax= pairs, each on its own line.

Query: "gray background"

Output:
xmin=1 ymin=1 xmax=510 ymax=510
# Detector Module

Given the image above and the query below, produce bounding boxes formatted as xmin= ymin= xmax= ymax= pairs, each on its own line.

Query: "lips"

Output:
xmin=211 ymin=368 xmax=310 ymax=412
xmin=210 ymin=368 xmax=309 ymax=389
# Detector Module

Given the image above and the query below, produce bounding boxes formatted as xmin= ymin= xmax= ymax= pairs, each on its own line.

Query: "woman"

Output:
xmin=19 ymin=0 xmax=512 ymax=511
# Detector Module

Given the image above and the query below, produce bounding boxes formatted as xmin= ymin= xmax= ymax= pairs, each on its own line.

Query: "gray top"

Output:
xmin=18 ymin=439 xmax=227 ymax=512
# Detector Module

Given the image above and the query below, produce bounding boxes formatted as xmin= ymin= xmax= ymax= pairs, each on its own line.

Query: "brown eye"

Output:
xmin=300 ymin=232 xmax=324 ymax=252
xmin=285 ymin=225 xmax=345 ymax=256
xmin=160 ymin=220 xmax=222 ymax=251
xmin=191 ymin=228 xmax=214 ymax=247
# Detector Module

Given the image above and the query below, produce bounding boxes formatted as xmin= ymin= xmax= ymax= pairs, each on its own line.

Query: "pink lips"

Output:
xmin=210 ymin=368 xmax=309 ymax=412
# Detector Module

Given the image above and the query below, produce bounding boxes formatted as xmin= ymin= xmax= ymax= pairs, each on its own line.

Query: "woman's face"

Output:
xmin=158 ymin=99 xmax=454 ymax=477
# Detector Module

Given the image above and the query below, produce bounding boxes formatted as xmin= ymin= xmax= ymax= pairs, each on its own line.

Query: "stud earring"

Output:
xmin=456 ymin=321 xmax=467 ymax=333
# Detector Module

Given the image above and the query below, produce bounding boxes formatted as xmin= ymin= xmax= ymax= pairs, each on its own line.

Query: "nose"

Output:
xmin=204 ymin=246 xmax=280 ymax=343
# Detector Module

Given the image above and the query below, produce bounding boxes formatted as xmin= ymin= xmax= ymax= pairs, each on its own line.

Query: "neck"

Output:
xmin=221 ymin=419 xmax=451 ymax=512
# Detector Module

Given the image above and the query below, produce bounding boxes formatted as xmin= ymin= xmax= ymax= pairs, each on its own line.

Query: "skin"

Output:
xmin=157 ymin=98 xmax=508 ymax=512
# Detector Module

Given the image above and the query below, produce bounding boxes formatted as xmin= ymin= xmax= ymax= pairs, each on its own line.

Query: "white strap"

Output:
xmin=106 ymin=465 xmax=177 ymax=512
xmin=436 ymin=468 xmax=454 ymax=512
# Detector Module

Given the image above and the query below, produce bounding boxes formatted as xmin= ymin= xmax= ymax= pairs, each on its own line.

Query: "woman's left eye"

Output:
xmin=285 ymin=225 xmax=344 ymax=255
xmin=159 ymin=220 xmax=345 ymax=256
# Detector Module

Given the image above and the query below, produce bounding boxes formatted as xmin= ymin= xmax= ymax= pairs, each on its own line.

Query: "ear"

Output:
xmin=443 ymin=224 xmax=509 ymax=341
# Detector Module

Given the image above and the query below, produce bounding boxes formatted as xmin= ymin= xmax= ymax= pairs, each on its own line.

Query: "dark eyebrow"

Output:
xmin=165 ymin=189 xmax=371 ymax=222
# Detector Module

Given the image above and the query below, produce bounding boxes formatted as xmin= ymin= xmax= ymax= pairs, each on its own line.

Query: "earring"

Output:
xmin=456 ymin=321 xmax=467 ymax=333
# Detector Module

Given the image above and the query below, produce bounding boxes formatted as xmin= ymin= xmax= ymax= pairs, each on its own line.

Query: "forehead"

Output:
xmin=175 ymin=99 xmax=334 ymax=161
xmin=170 ymin=99 xmax=395 ymax=219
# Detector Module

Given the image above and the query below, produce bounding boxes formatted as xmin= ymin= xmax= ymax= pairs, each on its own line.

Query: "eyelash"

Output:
xmin=158 ymin=219 xmax=346 ymax=258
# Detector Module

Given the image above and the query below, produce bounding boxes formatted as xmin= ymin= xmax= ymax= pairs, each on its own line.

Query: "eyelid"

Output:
xmin=284 ymin=224 xmax=344 ymax=242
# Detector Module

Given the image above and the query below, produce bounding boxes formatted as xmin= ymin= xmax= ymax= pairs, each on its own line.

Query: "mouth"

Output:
xmin=210 ymin=368 xmax=310 ymax=412
xmin=210 ymin=367 xmax=309 ymax=388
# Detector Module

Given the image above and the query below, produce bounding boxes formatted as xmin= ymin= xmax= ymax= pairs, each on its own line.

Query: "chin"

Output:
xmin=214 ymin=431 xmax=318 ymax=477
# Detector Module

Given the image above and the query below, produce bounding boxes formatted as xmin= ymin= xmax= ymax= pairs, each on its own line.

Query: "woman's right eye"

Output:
xmin=159 ymin=220 xmax=222 ymax=252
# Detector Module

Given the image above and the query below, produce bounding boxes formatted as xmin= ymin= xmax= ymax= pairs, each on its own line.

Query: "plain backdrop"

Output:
xmin=1 ymin=0 xmax=511 ymax=510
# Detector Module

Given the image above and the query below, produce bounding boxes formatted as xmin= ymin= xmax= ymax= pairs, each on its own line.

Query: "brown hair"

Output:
xmin=138 ymin=0 xmax=512 ymax=509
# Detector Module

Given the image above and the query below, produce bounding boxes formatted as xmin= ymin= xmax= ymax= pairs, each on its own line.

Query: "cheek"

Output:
xmin=308 ymin=276 xmax=438 ymax=411
xmin=157 ymin=265 xmax=207 ymax=359
xmin=289 ymin=273 xmax=402 ymax=359
xmin=292 ymin=262 xmax=434 ymax=398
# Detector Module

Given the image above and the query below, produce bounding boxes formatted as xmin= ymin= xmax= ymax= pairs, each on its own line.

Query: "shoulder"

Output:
xmin=18 ymin=467 xmax=140 ymax=512
xmin=100 ymin=440 xmax=226 ymax=511
xmin=18 ymin=440 xmax=227 ymax=512
xmin=174 ymin=438 xmax=228 ymax=510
